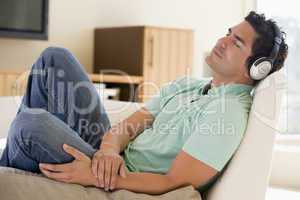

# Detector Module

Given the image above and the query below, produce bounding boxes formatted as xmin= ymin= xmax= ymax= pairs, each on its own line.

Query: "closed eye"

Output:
xmin=226 ymin=30 xmax=240 ymax=48
xmin=234 ymin=40 xmax=242 ymax=48
xmin=228 ymin=28 xmax=246 ymax=48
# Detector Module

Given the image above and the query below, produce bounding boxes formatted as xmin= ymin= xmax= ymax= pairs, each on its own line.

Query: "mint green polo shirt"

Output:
xmin=123 ymin=76 xmax=253 ymax=173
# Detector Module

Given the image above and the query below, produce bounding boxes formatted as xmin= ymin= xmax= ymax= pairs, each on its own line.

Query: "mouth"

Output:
xmin=212 ymin=47 xmax=223 ymax=59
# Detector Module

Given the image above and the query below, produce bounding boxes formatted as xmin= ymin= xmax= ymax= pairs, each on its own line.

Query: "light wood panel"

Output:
xmin=141 ymin=27 xmax=194 ymax=101
xmin=0 ymin=70 xmax=29 ymax=96
xmin=89 ymin=74 xmax=143 ymax=84
xmin=0 ymin=70 xmax=143 ymax=97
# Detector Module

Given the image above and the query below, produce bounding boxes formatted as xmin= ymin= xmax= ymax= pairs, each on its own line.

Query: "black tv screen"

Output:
xmin=0 ymin=0 xmax=48 ymax=40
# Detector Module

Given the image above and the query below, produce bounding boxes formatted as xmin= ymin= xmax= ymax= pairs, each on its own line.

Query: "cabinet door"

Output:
xmin=178 ymin=30 xmax=194 ymax=77
xmin=141 ymin=27 xmax=193 ymax=102
xmin=140 ymin=27 xmax=157 ymax=101
xmin=141 ymin=27 xmax=167 ymax=101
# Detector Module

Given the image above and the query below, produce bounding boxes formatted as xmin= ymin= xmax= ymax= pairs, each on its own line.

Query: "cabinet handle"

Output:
xmin=148 ymin=37 xmax=154 ymax=68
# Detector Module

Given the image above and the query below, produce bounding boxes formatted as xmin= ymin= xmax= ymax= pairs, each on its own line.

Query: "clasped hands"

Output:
xmin=39 ymin=144 xmax=127 ymax=191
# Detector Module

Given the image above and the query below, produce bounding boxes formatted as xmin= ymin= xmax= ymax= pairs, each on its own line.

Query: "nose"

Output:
xmin=218 ymin=36 xmax=228 ymax=50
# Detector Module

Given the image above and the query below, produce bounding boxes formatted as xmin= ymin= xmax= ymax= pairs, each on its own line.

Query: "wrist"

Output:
xmin=100 ymin=142 xmax=120 ymax=153
xmin=115 ymin=172 xmax=131 ymax=190
xmin=87 ymin=171 xmax=100 ymax=187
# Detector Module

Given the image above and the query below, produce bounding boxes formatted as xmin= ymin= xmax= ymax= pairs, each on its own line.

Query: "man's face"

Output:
xmin=205 ymin=21 xmax=257 ymax=81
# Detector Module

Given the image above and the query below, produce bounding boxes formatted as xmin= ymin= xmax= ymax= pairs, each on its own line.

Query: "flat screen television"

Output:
xmin=0 ymin=0 xmax=49 ymax=40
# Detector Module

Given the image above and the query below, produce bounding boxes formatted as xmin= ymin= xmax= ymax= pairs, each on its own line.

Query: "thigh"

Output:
xmin=19 ymin=47 xmax=111 ymax=146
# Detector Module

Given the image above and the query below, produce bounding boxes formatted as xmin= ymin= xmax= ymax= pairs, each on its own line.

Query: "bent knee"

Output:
xmin=42 ymin=46 xmax=72 ymax=57
xmin=9 ymin=109 xmax=53 ymax=141
xmin=41 ymin=46 xmax=79 ymax=72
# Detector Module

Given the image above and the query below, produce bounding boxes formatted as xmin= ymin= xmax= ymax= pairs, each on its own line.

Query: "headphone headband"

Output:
xmin=269 ymin=23 xmax=282 ymax=62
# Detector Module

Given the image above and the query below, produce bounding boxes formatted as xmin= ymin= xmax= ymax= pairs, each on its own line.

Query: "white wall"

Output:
xmin=0 ymin=0 xmax=251 ymax=76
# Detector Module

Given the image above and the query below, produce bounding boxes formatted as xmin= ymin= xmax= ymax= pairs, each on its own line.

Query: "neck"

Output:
xmin=211 ymin=73 xmax=254 ymax=88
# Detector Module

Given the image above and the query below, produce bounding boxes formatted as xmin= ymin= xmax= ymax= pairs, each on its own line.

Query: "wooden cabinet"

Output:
xmin=94 ymin=26 xmax=194 ymax=102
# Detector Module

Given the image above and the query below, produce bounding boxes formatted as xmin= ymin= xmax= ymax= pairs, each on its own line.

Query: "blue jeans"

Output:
xmin=0 ymin=47 xmax=111 ymax=172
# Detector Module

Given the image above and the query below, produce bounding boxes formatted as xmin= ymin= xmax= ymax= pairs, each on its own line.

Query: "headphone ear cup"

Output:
xmin=250 ymin=57 xmax=272 ymax=80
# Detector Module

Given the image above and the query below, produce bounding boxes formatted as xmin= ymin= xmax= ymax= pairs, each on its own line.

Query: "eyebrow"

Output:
xmin=228 ymin=28 xmax=246 ymax=46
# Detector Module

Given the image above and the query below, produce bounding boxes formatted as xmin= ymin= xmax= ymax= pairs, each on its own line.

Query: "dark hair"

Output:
xmin=245 ymin=11 xmax=288 ymax=79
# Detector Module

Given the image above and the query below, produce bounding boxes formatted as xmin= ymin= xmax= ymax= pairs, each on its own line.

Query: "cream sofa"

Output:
xmin=0 ymin=72 xmax=285 ymax=200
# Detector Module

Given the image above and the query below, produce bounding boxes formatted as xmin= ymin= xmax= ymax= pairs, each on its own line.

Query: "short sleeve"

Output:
xmin=182 ymin=98 xmax=249 ymax=172
xmin=144 ymin=76 xmax=189 ymax=117
xmin=143 ymin=94 xmax=161 ymax=117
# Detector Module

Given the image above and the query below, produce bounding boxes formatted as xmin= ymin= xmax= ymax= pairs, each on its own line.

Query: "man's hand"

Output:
xmin=39 ymin=144 xmax=99 ymax=187
xmin=89 ymin=107 xmax=154 ymax=191
xmin=92 ymin=148 xmax=127 ymax=191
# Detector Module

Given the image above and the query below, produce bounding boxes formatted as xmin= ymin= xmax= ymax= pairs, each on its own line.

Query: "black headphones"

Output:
xmin=249 ymin=23 xmax=283 ymax=80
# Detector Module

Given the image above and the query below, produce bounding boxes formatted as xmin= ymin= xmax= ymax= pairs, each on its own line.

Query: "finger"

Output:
xmin=92 ymin=156 xmax=99 ymax=178
xmin=63 ymin=144 xmax=88 ymax=161
xmin=110 ymin=160 xmax=119 ymax=190
xmin=104 ymin=159 xmax=112 ymax=191
xmin=39 ymin=163 xmax=72 ymax=173
xmin=119 ymin=161 xmax=127 ymax=178
xmin=97 ymin=159 xmax=105 ymax=187
xmin=40 ymin=168 xmax=71 ymax=181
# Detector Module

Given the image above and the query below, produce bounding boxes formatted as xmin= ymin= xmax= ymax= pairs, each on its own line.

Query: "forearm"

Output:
xmin=100 ymin=123 xmax=131 ymax=153
xmin=115 ymin=172 xmax=187 ymax=195
xmin=100 ymin=108 xmax=154 ymax=153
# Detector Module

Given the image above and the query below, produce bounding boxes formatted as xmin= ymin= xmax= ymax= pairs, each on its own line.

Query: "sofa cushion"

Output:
xmin=0 ymin=167 xmax=202 ymax=200
xmin=103 ymin=99 xmax=142 ymax=125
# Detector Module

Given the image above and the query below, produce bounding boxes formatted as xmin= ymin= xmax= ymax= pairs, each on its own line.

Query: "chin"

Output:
xmin=205 ymin=54 xmax=212 ymax=66
xmin=205 ymin=54 xmax=216 ymax=69
xmin=205 ymin=56 xmax=217 ymax=77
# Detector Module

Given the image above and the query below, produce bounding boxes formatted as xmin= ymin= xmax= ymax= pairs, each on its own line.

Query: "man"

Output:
xmin=0 ymin=11 xmax=288 ymax=194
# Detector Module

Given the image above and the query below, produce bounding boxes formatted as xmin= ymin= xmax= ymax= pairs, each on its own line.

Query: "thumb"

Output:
xmin=63 ymin=144 xmax=87 ymax=161
xmin=119 ymin=162 xmax=127 ymax=178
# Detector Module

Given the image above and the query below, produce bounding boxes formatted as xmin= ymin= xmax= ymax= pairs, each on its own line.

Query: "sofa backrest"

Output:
xmin=205 ymin=71 xmax=285 ymax=200
xmin=0 ymin=96 xmax=21 ymax=139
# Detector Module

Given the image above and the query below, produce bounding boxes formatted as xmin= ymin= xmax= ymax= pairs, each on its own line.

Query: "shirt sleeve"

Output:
xmin=144 ymin=76 xmax=188 ymax=117
xmin=182 ymin=98 xmax=249 ymax=172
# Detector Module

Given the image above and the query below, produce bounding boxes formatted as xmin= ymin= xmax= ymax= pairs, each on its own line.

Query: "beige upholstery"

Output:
xmin=0 ymin=167 xmax=201 ymax=200
xmin=0 ymin=72 xmax=284 ymax=200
